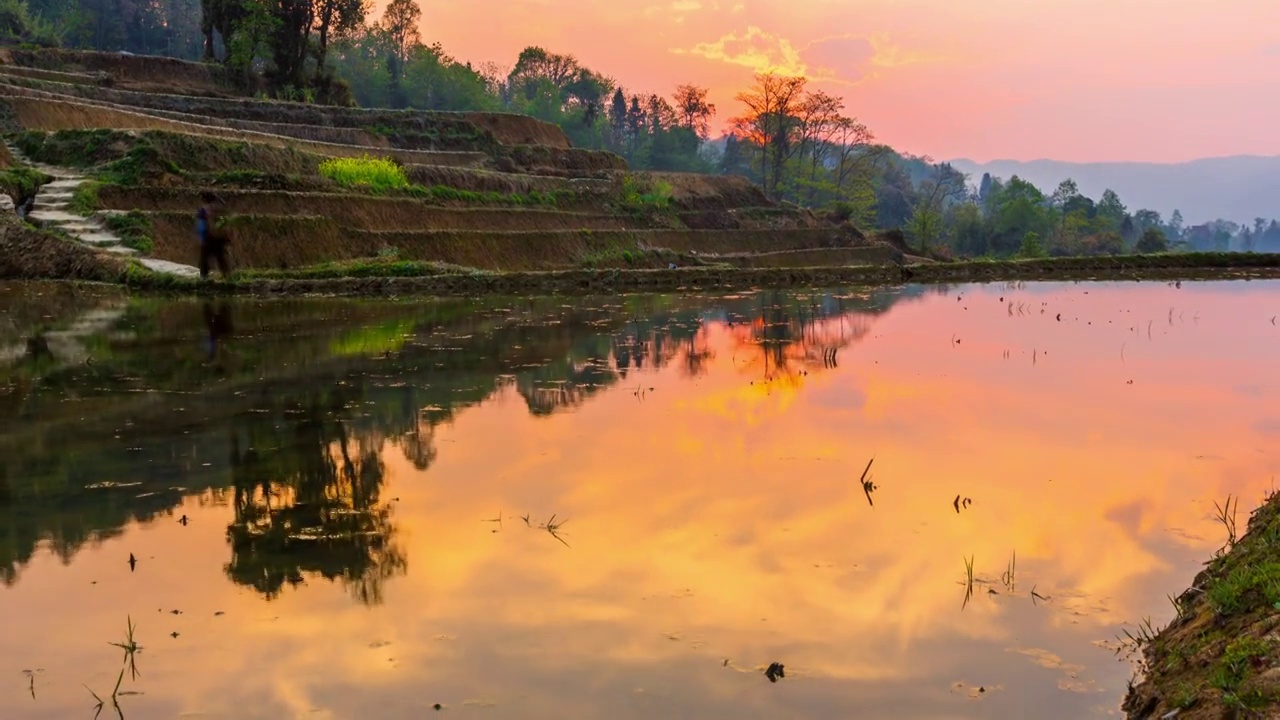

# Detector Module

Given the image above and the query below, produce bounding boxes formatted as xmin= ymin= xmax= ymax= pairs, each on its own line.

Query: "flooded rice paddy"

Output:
xmin=1 ymin=279 xmax=1278 ymax=719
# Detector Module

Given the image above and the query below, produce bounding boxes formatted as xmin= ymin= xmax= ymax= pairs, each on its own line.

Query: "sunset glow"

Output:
xmin=403 ymin=0 xmax=1280 ymax=162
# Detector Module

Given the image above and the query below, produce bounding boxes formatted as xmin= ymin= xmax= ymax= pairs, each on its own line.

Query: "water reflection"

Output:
xmin=1 ymin=289 xmax=918 ymax=592
xmin=226 ymin=397 xmax=406 ymax=606
xmin=1 ymin=281 xmax=1276 ymax=719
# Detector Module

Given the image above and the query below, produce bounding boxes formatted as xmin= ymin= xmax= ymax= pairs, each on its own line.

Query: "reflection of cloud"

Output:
xmin=1255 ymin=418 xmax=1280 ymax=437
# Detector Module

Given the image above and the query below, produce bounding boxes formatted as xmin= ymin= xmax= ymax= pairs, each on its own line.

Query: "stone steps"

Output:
xmin=5 ymin=141 xmax=200 ymax=278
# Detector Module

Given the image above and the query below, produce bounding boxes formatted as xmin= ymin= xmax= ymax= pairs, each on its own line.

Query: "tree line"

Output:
xmin=5 ymin=0 xmax=1278 ymax=256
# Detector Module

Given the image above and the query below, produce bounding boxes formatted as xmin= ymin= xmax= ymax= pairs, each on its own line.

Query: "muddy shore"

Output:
xmin=113 ymin=253 xmax=1280 ymax=297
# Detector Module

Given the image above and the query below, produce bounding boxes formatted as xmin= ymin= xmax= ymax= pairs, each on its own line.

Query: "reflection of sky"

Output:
xmin=3 ymin=281 xmax=1279 ymax=719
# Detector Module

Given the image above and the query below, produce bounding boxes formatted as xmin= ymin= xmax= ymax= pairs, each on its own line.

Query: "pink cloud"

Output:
xmin=376 ymin=0 xmax=1280 ymax=162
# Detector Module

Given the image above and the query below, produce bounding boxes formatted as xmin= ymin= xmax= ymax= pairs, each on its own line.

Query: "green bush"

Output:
xmin=1017 ymin=231 xmax=1048 ymax=259
xmin=318 ymin=155 xmax=409 ymax=192
xmin=618 ymin=176 xmax=674 ymax=211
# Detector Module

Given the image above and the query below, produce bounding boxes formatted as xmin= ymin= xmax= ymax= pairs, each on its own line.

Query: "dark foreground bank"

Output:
xmin=7 ymin=215 xmax=1280 ymax=296
xmin=117 ymin=251 xmax=1280 ymax=296
xmin=1124 ymin=491 xmax=1280 ymax=719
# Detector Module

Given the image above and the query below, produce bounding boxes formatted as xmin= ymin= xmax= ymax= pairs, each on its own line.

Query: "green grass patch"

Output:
xmin=0 ymin=165 xmax=50 ymax=205
xmin=617 ymin=175 xmax=674 ymax=213
xmin=70 ymin=180 xmax=102 ymax=214
xmin=1213 ymin=636 xmax=1272 ymax=693
xmin=1205 ymin=555 xmax=1280 ymax=616
xmin=103 ymin=210 xmax=155 ymax=254
xmin=236 ymin=255 xmax=483 ymax=280
xmin=318 ymin=155 xmax=409 ymax=192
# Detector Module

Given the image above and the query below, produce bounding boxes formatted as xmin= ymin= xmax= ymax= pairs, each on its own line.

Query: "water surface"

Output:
xmin=2 ymin=280 xmax=1278 ymax=719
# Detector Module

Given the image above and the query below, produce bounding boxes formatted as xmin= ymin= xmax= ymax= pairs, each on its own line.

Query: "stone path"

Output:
xmin=5 ymin=142 xmax=201 ymax=277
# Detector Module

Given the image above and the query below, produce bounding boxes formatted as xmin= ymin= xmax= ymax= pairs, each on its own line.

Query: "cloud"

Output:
xmin=1263 ymin=42 xmax=1280 ymax=57
xmin=800 ymin=35 xmax=875 ymax=83
xmin=1254 ymin=417 xmax=1280 ymax=437
xmin=867 ymin=34 xmax=947 ymax=69
xmin=680 ymin=26 xmax=809 ymax=76
xmin=678 ymin=28 xmax=942 ymax=84
xmin=670 ymin=0 xmax=701 ymax=10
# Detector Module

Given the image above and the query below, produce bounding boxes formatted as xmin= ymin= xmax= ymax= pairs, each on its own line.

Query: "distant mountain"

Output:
xmin=949 ymin=156 xmax=1280 ymax=225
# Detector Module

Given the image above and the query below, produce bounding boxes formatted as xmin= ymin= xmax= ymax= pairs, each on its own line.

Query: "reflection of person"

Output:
xmin=202 ymin=301 xmax=233 ymax=361
xmin=196 ymin=192 xmax=232 ymax=279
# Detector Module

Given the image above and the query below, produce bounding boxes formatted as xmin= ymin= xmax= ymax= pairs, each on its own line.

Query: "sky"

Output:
xmin=393 ymin=0 xmax=1280 ymax=164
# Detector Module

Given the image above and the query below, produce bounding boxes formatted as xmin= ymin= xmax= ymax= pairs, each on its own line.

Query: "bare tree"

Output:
xmin=671 ymin=84 xmax=716 ymax=139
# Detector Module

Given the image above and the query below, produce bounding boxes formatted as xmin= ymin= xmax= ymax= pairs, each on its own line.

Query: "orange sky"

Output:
xmin=402 ymin=0 xmax=1280 ymax=163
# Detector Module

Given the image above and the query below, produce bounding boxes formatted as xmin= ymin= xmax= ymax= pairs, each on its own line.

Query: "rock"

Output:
xmin=0 ymin=195 xmax=13 ymax=213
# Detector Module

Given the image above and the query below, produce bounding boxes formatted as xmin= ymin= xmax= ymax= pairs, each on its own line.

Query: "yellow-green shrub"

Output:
xmin=318 ymin=155 xmax=409 ymax=191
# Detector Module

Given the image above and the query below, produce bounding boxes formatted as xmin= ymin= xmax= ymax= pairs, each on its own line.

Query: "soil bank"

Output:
xmin=1123 ymin=491 xmax=1280 ymax=719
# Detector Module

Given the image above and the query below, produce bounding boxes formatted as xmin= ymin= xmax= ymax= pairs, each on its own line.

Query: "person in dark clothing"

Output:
xmin=197 ymin=192 xmax=231 ymax=279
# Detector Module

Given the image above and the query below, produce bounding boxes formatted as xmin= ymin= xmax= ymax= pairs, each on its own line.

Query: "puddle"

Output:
xmin=0 ymin=281 xmax=1277 ymax=718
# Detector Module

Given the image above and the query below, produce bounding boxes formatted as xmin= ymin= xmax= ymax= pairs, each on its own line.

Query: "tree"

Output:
xmin=1135 ymin=227 xmax=1168 ymax=254
xmin=379 ymin=0 xmax=419 ymax=66
xmin=1133 ymin=209 xmax=1163 ymax=233
xmin=731 ymin=72 xmax=807 ymax=198
xmin=977 ymin=173 xmax=993 ymax=203
xmin=1049 ymin=179 xmax=1080 ymax=209
xmin=1018 ymin=231 xmax=1047 ymax=258
xmin=906 ymin=204 xmax=943 ymax=251
xmin=671 ymin=84 xmax=715 ymax=139
xmin=313 ymin=0 xmax=366 ymax=70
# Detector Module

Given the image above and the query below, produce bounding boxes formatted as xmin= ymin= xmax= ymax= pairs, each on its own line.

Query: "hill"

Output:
xmin=0 ymin=48 xmax=908 ymax=280
xmin=949 ymin=156 xmax=1280 ymax=226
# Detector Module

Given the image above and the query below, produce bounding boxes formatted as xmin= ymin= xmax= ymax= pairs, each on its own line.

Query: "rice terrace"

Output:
xmin=1 ymin=1 xmax=1279 ymax=718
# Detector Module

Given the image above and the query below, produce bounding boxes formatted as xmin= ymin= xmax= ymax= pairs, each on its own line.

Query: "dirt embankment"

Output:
xmin=404 ymin=165 xmax=612 ymax=197
xmin=143 ymin=213 xmax=874 ymax=271
xmin=639 ymin=172 xmax=772 ymax=210
xmin=1 ymin=48 xmax=237 ymax=96
xmin=1123 ymin=492 xmax=1280 ymax=719
xmin=0 ymin=73 xmax=572 ymax=151
xmin=0 ymin=64 xmax=106 ymax=86
xmin=458 ymin=112 xmax=572 ymax=149
xmin=0 ymin=94 xmax=488 ymax=167
xmin=0 ymin=213 xmax=125 ymax=281
xmin=114 ymin=193 xmax=640 ymax=232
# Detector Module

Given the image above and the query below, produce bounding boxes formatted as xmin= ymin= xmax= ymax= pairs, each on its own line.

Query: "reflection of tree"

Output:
xmin=2 ymin=286 xmax=941 ymax=589
xmin=225 ymin=395 xmax=407 ymax=606
xmin=725 ymin=291 xmax=904 ymax=382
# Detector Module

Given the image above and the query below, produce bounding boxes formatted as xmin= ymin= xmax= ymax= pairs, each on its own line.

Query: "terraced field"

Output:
xmin=0 ymin=48 xmax=907 ymax=277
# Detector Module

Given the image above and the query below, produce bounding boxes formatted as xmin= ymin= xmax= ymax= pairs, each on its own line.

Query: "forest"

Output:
xmin=4 ymin=0 xmax=1279 ymax=258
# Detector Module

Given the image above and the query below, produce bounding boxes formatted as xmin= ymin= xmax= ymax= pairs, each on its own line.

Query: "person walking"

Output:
xmin=196 ymin=192 xmax=231 ymax=279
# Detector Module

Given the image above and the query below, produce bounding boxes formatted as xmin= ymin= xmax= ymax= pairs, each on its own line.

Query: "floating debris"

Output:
xmin=765 ymin=662 xmax=786 ymax=683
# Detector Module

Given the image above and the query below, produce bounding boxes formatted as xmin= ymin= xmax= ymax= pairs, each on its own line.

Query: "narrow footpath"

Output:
xmin=5 ymin=142 xmax=200 ymax=277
